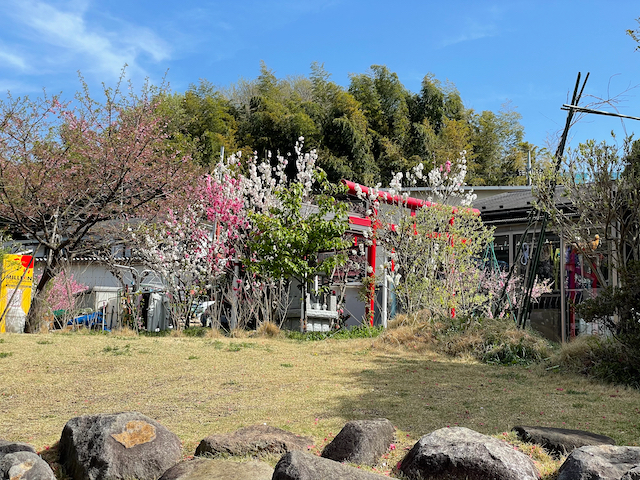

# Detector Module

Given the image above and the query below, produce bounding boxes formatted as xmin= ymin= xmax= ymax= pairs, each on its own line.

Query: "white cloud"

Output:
xmin=0 ymin=50 xmax=28 ymax=71
xmin=439 ymin=5 xmax=506 ymax=48
xmin=4 ymin=0 xmax=170 ymax=80
xmin=122 ymin=27 xmax=171 ymax=63
xmin=0 ymin=78 xmax=32 ymax=93
xmin=440 ymin=30 xmax=496 ymax=48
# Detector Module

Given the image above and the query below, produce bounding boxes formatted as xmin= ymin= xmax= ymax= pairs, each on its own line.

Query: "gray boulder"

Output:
xmin=195 ymin=424 xmax=312 ymax=458
xmin=399 ymin=427 xmax=539 ymax=480
xmin=622 ymin=466 xmax=640 ymax=480
xmin=273 ymin=450 xmax=390 ymax=480
xmin=0 ymin=451 xmax=56 ymax=480
xmin=557 ymin=445 xmax=640 ymax=480
xmin=0 ymin=439 xmax=37 ymax=455
xmin=59 ymin=412 xmax=182 ymax=480
xmin=513 ymin=425 xmax=615 ymax=456
xmin=322 ymin=418 xmax=395 ymax=466
xmin=159 ymin=457 xmax=273 ymax=480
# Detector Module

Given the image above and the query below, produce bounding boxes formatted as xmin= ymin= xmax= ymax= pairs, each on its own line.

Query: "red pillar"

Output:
xmin=366 ymin=229 xmax=376 ymax=327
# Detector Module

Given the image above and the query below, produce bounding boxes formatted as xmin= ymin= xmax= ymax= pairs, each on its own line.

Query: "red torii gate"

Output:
xmin=341 ymin=180 xmax=480 ymax=326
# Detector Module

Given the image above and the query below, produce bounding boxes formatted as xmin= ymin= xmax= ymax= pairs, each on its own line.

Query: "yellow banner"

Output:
xmin=0 ymin=255 xmax=34 ymax=333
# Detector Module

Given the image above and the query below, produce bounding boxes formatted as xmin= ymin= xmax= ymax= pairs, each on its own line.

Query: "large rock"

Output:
xmin=273 ymin=450 xmax=390 ymax=480
xmin=399 ymin=427 xmax=539 ymax=480
xmin=513 ymin=425 xmax=615 ymax=456
xmin=0 ymin=451 xmax=56 ymax=480
xmin=623 ymin=466 xmax=640 ymax=480
xmin=0 ymin=439 xmax=37 ymax=455
xmin=195 ymin=424 xmax=312 ymax=458
xmin=321 ymin=418 xmax=395 ymax=466
xmin=557 ymin=445 xmax=640 ymax=480
xmin=59 ymin=412 xmax=182 ymax=480
xmin=159 ymin=457 xmax=273 ymax=480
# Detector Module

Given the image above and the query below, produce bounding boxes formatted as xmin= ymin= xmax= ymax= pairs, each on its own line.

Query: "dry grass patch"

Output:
xmin=0 ymin=330 xmax=639 ymax=479
xmin=374 ymin=313 xmax=441 ymax=354
xmin=111 ymin=327 xmax=142 ymax=337
xmin=374 ymin=324 xmax=439 ymax=354
xmin=255 ymin=321 xmax=281 ymax=338
xmin=498 ymin=431 xmax=565 ymax=479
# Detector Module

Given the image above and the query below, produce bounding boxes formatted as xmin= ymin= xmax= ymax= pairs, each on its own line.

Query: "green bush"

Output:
xmin=440 ymin=318 xmax=552 ymax=366
xmin=181 ymin=327 xmax=209 ymax=337
xmin=576 ymin=260 xmax=640 ymax=382
xmin=552 ymin=335 xmax=640 ymax=389
xmin=480 ymin=336 xmax=547 ymax=365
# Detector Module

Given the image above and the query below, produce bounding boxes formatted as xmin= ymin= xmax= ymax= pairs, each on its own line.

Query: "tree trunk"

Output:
xmin=25 ymin=264 xmax=56 ymax=333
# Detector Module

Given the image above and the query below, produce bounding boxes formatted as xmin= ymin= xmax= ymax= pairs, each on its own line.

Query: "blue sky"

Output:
xmin=2 ymin=0 xmax=640 ymax=152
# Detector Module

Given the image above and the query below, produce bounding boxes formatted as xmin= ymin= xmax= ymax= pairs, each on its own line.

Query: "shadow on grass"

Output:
xmin=327 ymin=351 xmax=640 ymax=445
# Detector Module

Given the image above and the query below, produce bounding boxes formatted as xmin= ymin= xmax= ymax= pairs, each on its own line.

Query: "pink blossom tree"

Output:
xmin=0 ymin=76 xmax=197 ymax=331
xmin=130 ymin=137 xmax=348 ymax=331
xmin=478 ymin=268 xmax=552 ymax=320
xmin=131 ymin=172 xmax=247 ymax=328
xmin=44 ymin=271 xmax=87 ymax=312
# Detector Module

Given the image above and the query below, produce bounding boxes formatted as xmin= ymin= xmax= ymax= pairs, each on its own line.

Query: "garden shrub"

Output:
xmin=377 ymin=312 xmax=551 ymax=365
xmin=442 ymin=318 xmax=551 ymax=365
xmin=570 ymin=260 xmax=640 ymax=388
xmin=181 ymin=326 xmax=209 ymax=337
xmin=551 ymin=335 xmax=640 ymax=389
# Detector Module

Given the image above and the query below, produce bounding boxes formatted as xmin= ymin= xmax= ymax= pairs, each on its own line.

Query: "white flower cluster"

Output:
xmin=388 ymin=172 xmax=403 ymax=196
xmin=385 ymin=272 xmax=402 ymax=286
xmin=360 ymin=227 xmax=375 ymax=247
xmin=214 ymin=136 xmax=320 ymax=216
xmin=387 ymin=151 xmax=476 ymax=206
xmin=355 ymin=182 xmax=382 ymax=207
xmin=294 ymin=137 xmax=317 ymax=197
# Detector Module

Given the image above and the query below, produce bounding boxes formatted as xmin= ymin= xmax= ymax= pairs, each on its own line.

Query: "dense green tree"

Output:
xmin=309 ymin=63 xmax=376 ymax=184
xmin=432 ymin=117 xmax=475 ymax=168
xmin=623 ymin=135 xmax=640 ymax=178
xmin=167 ymin=63 xmax=531 ymax=187
xmin=239 ymin=63 xmax=320 ymax=163
xmin=349 ymin=65 xmax=413 ymax=183
xmin=408 ymin=74 xmax=465 ymax=134
xmin=403 ymin=74 xmax=467 ymax=166
xmin=403 ymin=119 xmax=437 ymax=163
xmin=157 ymin=81 xmax=238 ymax=169
xmin=467 ymin=105 xmax=527 ymax=185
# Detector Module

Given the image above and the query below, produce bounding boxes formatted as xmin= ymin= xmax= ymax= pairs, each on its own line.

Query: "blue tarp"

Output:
xmin=68 ymin=312 xmax=109 ymax=330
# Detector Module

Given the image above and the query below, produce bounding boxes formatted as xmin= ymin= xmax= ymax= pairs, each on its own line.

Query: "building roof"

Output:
xmin=474 ymin=186 xmax=570 ymax=224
